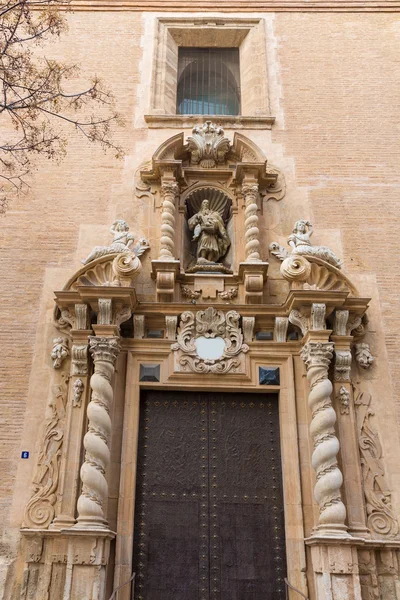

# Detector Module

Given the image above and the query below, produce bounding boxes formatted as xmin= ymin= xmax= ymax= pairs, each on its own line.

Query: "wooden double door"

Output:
xmin=133 ymin=391 xmax=286 ymax=600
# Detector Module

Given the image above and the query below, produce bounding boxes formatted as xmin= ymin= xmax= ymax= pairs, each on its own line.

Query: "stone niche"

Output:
xmin=139 ymin=121 xmax=285 ymax=304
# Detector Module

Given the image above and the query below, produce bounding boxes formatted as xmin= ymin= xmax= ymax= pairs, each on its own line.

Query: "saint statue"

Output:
xmin=188 ymin=199 xmax=230 ymax=265
xmin=288 ymin=220 xmax=342 ymax=268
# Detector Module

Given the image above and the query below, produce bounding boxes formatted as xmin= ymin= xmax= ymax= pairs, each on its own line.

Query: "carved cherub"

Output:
xmin=269 ymin=220 xmax=342 ymax=269
xmin=82 ymin=220 xmax=149 ymax=265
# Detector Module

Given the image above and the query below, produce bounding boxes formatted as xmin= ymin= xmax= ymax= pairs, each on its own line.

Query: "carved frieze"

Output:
xmin=172 ymin=307 xmax=249 ymax=374
xmin=354 ymin=390 xmax=399 ymax=538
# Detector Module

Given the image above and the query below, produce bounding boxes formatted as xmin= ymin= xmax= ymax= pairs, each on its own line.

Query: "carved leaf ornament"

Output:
xmin=172 ymin=307 xmax=248 ymax=374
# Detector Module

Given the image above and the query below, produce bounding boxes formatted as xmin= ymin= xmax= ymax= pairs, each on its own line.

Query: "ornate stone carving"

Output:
xmin=333 ymin=310 xmax=349 ymax=336
xmin=172 ymin=307 xmax=249 ymax=374
xmin=274 ymin=317 xmax=289 ymax=343
xmin=76 ymin=337 xmax=120 ymax=528
xmin=243 ymin=182 xmax=261 ymax=262
xmin=187 ymin=121 xmax=230 ymax=168
xmin=280 ymin=255 xmax=312 ymax=283
xmin=181 ymin=285 xmax=201 ymax=300
xmin=300 ymin=342 xmax=347 ymax=534
xmin=133 ymin=315 xmax=145 ymax=339
xmin=337 ymin=385 xmax=350 ymax=415
xmin=242 ymin=317 xmax=255 ymax=343
xmin=51 ymin=337 xmax=69 ymax=369
xmin=71 ymin=344 xmax=88 ymax=376
xmin=75 ymin=304 xmax=88 ymax=330
xmin=187 ymin=199 xmax=231 ymax=272
xmin=73 ymin=378 xmax=84 ymax=408
xmin=165 ymin=316 xmax=178 ymax=341
xmin=159 ymin=179 xmax=179 ymax=260
xmin=114 ymin=305 xmax=132 ymax=329
xmin=354 ymin=390 xmax=399 ymax=538
xmin=98 ymin=299 xmax=112 ymax=325
xmin=23 ymin=375 xmax=69 ymax=528
xmin=355 ymin=343 xmax=374 ymax=369
xmin=271 ymin=221 xmax=343 ymax=271
xmin=218 ymin=287 xmax=238 ymax=301
xmin=311 ymin=303 xmax=326 ymax=330
xmin=82 ymin=220 xmax=135 ymax=264
xmin=334 ymin=350 xmax=352 ymax=382
xmin=263 ymin=165 xmax=286 ymax=201
xmin=289 ymin=308 xmax=309 ymax=336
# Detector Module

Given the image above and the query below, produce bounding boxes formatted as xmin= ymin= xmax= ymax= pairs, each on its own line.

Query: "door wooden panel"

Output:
xmin=133 ymin=391 xmax=286 ymax=600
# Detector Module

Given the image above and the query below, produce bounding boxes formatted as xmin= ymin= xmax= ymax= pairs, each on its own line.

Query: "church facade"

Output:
xmin=1 ymin=3 xmax=400 ymax=600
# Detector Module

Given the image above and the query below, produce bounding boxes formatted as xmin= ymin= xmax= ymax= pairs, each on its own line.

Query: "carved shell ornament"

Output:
xmin=186 ymin=121 xmax=231 ymax=169
xmin=62 ymin=220 xmax=150 ymax=290
xmin=172 ymin=307 xmax=248 ymax=374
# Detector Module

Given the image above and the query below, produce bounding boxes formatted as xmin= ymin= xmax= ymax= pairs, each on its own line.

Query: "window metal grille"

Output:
xmin=177 ymin=48 xmax=241 ymax=116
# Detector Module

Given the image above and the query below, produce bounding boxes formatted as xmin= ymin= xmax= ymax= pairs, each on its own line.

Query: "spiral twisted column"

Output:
xmin=243 ymin=183 xmax=261 ymax=262
xmin=159 ymin=179 xmax=179 ymax=260
xmin=76 ymin=336 xmax=120 ymax=529
xmin=301 ymin=340 xmax=349 ymax=537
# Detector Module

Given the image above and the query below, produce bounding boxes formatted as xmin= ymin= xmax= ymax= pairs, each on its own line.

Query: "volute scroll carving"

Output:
xmin=172 ymin=307 xmax=249 ymax=374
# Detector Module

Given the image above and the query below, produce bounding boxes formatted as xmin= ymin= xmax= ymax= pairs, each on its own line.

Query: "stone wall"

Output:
xmin=1 ymin=9 xmax=400 ymax=598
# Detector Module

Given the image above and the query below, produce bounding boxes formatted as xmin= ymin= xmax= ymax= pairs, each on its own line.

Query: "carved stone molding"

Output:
xmin=242 ymin=316 xmax=255 ymax=343
xmin=23 ymin=375 xmax=69 ymax=528
xmin=289 ymin=308 xmax=310 ymax=336
xmin=300 ymin=341 xmax=348 ymax=536
xmin=218 ymin=287 xmax=238 ymax=301
xmin=76 ymin=337 xmax=120 ymax=529
xmin=71 ymin=344 xmax=88 ymax=376
xmin=355 ymin=342 xmax=374 ymax=369
xmin=51 ymin=337 xmax=69 ymax=369
xmin=133 ymin=315 xmax=145 ymax=339
xmin=336 ymin=385 xmax=350 ymax=415
xmin=172 ymin=307 xmax=249 ymax=374
xmin=165 ymin=316 xmax=178 ymax=341
xmin=181 ymin=285 xmax=201 ymax=300
xmin=334 ymin=350 xmax=352 ymax=382
xmin=289 ymin=303 xmax=326 ymax=337
xmin=187 ymin=121 xmax=231 ymax=168
xmin=333 ymin=310 xmax=349 ymax=336
xmin=354 ymin=389 xmax=399 ymax=538
xmin=73 ymin=379 xmax=84 ymax=408
xmin=274 ymin=317 xmax=289 ymax=343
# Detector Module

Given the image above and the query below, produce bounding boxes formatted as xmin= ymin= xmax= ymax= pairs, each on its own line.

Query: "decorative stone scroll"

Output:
xmin=187 ymin=121 xmax=231 ymax=168
xmin=23 ymin=375 xmax=69 ymax=528
xmin=300 ymin=342 xmax=348 ymax=535
xmin=172 ymin=307 xmax=248 ymax=374
xmin=354 ymin=390 xmax=399 ymax=538
xmin=76 ymin=337 xmax=120 ymax=529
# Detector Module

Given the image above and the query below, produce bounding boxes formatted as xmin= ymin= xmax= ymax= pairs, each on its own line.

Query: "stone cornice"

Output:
xmin=60 ymin=1 xmax=400 ymax=12
xmin=144 ymin=115 xmax=276 ymax=130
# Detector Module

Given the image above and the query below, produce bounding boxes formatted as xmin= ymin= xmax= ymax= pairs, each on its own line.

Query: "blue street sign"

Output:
xmin=21 ymin=451 xmax=29 ymax=459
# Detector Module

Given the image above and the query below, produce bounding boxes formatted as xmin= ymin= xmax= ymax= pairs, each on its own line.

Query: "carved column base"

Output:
xmin=151 ymin=259 xmax=180 ymax=302
xmin=238 ymin=262 xmax=268 ymax=304
xmin=20 ymin=529 xmax=114 ymax=600
xmin=307 ymin=539 xmax=362 ymax=600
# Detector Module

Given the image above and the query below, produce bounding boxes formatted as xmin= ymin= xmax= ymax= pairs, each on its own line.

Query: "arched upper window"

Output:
xmin=177 ymin=48 xmax=241 ymax=116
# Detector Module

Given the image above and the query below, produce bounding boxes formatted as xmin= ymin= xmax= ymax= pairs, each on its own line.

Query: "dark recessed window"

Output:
xmin=177 ymin=47 xmax=240 ymax=116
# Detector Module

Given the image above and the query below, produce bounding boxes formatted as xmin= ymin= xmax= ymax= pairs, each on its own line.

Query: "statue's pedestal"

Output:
xmin=238 ymin=262 xmax=269 ymax=304
xmin=151 ymin=259 xmax=180 ymax=302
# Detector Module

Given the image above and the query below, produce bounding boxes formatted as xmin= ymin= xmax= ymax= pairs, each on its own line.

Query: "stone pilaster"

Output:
xmin=76 ymin=336 xmax=120 ymax=529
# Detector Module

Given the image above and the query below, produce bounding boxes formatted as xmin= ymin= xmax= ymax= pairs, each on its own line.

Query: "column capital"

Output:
xmin=301 ymin=340 xmax=334 ymax=370
xmin=89 ymin=336 xmax=120 ymax=365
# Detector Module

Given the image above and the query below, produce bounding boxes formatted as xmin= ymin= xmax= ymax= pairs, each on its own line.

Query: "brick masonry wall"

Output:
xmin=1 ymin=8 xmax=400 ymax=594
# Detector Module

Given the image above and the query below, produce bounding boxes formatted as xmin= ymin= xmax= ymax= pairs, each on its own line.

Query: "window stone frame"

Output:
xmin=145 ymin=18 xmax=275 ymax=129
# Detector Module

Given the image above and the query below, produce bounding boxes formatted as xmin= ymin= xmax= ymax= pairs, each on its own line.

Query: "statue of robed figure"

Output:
xmin=188 ymin=199 xmax=231 ymax=265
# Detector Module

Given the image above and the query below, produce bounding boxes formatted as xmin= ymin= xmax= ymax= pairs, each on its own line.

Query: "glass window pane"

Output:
xmin=177 ymin=48 xmax=240 ymax=116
